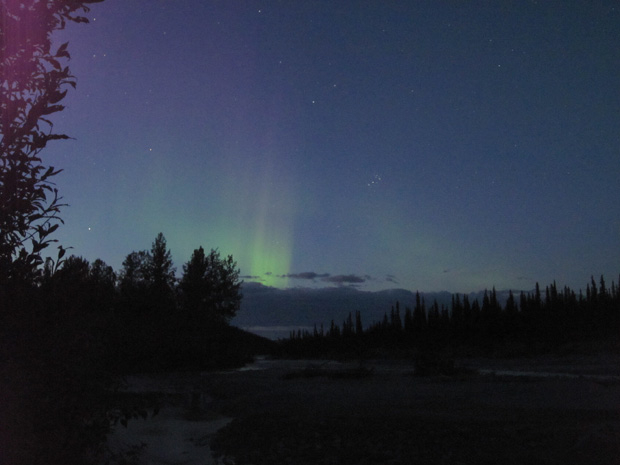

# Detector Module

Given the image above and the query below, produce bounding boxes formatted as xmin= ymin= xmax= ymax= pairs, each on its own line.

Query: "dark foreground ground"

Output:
xmin=200 ymin=356 xmax=620 ymax=465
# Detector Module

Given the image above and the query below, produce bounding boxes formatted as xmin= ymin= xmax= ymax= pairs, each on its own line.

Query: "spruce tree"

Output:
xmin=355 ymin=310 xmax=363 ymax=335
xmin=404 ymin=306 xmax=413 ymax=334
xmin=147 ymin=232 xmax=176 ymax=302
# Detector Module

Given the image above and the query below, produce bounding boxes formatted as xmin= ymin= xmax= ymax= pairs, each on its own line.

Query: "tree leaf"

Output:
xmin=41 ymin=104 xmax=65 ymax=116
xmin=56 ymin=42 xmax=70 ymax=58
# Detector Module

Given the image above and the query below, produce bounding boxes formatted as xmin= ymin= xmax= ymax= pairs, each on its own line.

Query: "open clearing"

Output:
xmin=111 ymin=355 xmax=620 ymax=464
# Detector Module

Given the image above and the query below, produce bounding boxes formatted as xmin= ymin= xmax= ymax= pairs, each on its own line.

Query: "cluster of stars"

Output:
xmin=367 ymin=174 xmax=382 ymax=188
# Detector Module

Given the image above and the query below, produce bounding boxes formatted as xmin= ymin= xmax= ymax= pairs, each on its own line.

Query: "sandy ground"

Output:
xmin=106 ymin=372 xmax=232 ymax=465
xmin=107 ymin=407 xmax=231 ymax=465
xmin=108 ymin=355 xmax=620 ymax=464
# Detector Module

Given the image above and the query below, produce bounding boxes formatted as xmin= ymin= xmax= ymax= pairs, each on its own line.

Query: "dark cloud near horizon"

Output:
xmin=248 ymin=270 xmax=375 ymax=286
xmin=322 ymin=274 xmax=366 ymax=284
xmin=282 ymin=271 xmax=331 ymax=280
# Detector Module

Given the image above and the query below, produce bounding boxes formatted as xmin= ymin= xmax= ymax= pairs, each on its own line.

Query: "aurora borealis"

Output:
xmin=46 ymin=1 xmax=619 ymax=293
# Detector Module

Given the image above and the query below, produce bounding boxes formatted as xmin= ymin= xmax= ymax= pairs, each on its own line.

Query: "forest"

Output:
xmin=276 ymin=276 xmax=620 ymax=364
xmin=38 ymin=233 xmax=268 ymax=372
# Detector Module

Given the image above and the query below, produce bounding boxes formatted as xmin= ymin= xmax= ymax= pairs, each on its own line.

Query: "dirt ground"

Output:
xmin=199 ymin=356 xmax=620 ymax=465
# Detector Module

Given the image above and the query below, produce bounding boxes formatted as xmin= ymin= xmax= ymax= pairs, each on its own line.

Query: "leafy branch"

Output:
xmin=0 ymin=0 xmax=103 ymax=283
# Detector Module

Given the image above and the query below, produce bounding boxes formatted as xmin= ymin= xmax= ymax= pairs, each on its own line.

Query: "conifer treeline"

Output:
xmin=13 ymin=233 xmax=249 ymax=373
xmin=276 ymin=275 xmax=620 ymax=358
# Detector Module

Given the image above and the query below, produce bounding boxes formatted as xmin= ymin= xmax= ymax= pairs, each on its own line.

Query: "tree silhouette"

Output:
xmin=119 ymin=250 xmax=149 ymax=292
xmin=0 ymin=0 xmax=102 ymax=287
xmin=355 ymin=310 xmax=363 ymax=335
xmin=146 ymin=232 xmax=176 ymax=308
xmin=1 ymin=3 xmax=108 ymax=464
xmin=89 ymin=258 xmax=116 ymax=292
xmin=179 ymin=246 xmax=242 ymax=323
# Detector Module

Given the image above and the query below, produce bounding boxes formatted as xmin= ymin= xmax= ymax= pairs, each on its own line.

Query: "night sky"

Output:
xmin=47 ymin=1 xmax=620 ymax=293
